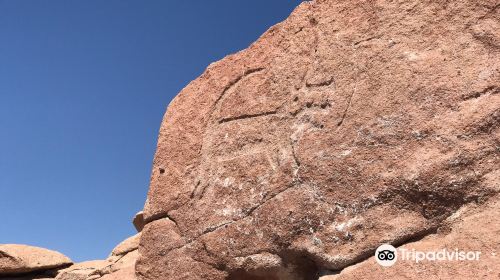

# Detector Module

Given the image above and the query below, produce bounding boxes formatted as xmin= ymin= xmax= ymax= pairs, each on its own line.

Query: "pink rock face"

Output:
xmin=53 ymin=234 xmax=140 ymax=280
xmin=0 ymin=244 xmax=72 ymax=276
xmin=137 ymin=0 xmax=499 ymax=279
xmin=98 ymin=267 xmax=135 ymax=280
xmin=319 ymin=196 xmax=500 ymax=280
xmin=110 ymin=233 xmax=140 ymax=257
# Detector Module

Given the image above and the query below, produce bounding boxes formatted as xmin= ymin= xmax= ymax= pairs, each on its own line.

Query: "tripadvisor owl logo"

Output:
xmin=375 ymin=243 xmax=482 ymax=267
xmin=375 ymin=244 xmax=397 ymax=267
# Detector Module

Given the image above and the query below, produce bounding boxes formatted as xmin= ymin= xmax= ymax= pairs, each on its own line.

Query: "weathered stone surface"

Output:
xmin=52 ymin=250 xmax=137 ymax=280
xmin=138 ymin=0 xmax=499 ymax=279
xmin=110 ymin=234 xmax=141 ymax=257
xmin=98 ymin=267 xmax=134 ymax=280
xmin=51 ymin=233 xmax=140 ymax=280
xmin=55 ymin=260 xmax=110 ymax=280
xmin=320 ymin=195 xmax=500 ymax=280
xmin=98 ymin=250 xmax=137 ymax=276
xmin=0 ymin=244 xmax=72 ymax=275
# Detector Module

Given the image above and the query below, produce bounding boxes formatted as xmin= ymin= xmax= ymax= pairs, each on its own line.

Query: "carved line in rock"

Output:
xmin=337 ymin=43 xmax=363 ymax=128
xmin=141 ymin=69 xmax=498 ymax=280
xmin=193 ymin=67 xmax=267 ymax=199
xmin=218 ymin=110 xmax=278 ymax=124
xmin=305 ymin=77 xmax=335 ymax=88
xmin=139 ymin=120 xmax=500 ymax=274
xmin=337 ymin=78 xmax=356 ymax=127
xmin=143 ymin=177 xmax=496 ymax=277
xmin=462 ymin=85 xmax=499 ymax=101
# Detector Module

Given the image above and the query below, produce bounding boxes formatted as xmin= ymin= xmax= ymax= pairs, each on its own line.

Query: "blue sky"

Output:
xmin=0 ymin=0 xmax=303 ymax=262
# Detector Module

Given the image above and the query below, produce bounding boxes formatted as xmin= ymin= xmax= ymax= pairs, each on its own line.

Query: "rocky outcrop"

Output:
xmin=0 ymin=244 xmax=72 ymax=276
xmin=136 ymin=0 xmax=499 ymax=279
xmin=98 ymin=267 xmax=135 ymax=280
xmin=110 ymin=234 xmax=140 ymax=257
xmin=0 ymin=232 xmax=139 ymax=280
xmin=55 ymin=260 xmax=110 ymax=280
xmin=55 ymin=233 xmax=140 ymax=280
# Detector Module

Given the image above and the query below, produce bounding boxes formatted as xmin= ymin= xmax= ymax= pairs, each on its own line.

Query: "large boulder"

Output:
xmin=0 ymin=244 xmax=72 ymax=276
xmin=137 ymin=0 xmax=499 ymax=279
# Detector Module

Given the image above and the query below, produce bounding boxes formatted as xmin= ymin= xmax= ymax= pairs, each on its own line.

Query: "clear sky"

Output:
xmin=0 ymin=0 xmax=303 ymax=262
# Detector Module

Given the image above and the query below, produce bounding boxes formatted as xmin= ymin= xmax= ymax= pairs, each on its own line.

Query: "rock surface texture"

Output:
xmin=319 ymin=196 xmax=500 ymax=279
xmin=53 ymin=233 xmax=140 ymax=280
xmin=0 ymin=233 xmax=139 ymax=280
xmin=0 ymin=244 xmax=72 ymax=276
xmin=137 ymin=0 xmax=500 ymax=279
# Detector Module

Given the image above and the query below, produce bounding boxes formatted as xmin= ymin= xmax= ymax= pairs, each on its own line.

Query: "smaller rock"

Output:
xmin=109 ymin=250 xmax=137 ymax=272
xmin=55 ymin=260 xmax=110 ymax=280
xmin=99 ymin=267 xmax=135 ymax=280
xmin=110 ymin=234 xmax=141 ymax=257
xmin=0 ymin=244 xmax=72 ymax=275
xmin=132 ymin=211 xmax=145 ymax=232
xmin=99 ymin=250 xmax=138 ymax=276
